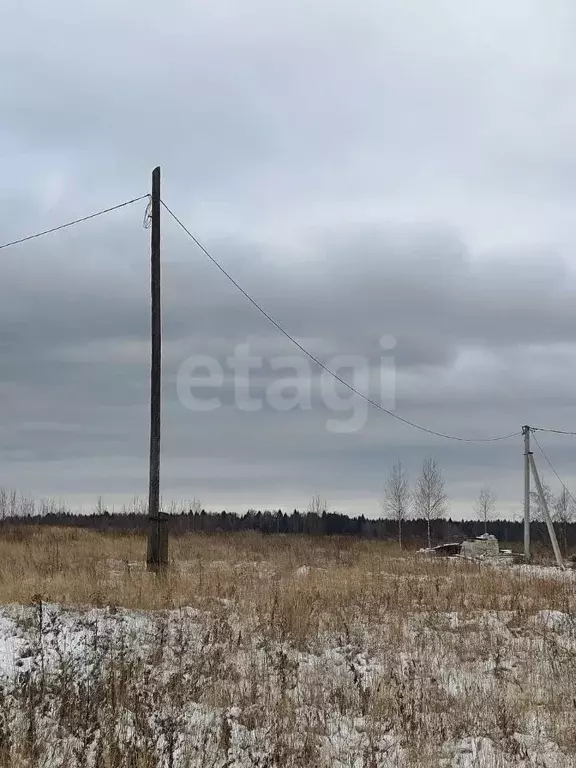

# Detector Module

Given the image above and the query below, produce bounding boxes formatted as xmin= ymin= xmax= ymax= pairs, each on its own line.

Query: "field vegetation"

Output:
xmin=0 ymin=527 xmax=573 ymax=766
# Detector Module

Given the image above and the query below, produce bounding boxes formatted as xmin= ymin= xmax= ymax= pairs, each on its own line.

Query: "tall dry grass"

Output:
xmin=0 ymin=526 xmax=572 ymax=618
xmin=0 ymin=527 xmax=575 ymax=766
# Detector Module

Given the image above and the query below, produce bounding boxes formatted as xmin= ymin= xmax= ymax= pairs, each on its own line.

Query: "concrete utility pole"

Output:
xmin=528 ymin=452 xmax=564 ymax=569
xmin=147 ymin=166 xmax=168 ymax=571
xmin=523 ymin=425 xmax=531 ymax=562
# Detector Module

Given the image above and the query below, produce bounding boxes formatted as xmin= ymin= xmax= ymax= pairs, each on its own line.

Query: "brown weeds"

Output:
xmin=0 ymin=528 xmax=573 ymax=766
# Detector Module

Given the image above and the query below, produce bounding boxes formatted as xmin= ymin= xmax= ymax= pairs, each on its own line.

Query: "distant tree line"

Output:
xmin=1 ymin=505 xmax=575 ymax=553
xmin=2 ymin=462 xmax=575 ymax=555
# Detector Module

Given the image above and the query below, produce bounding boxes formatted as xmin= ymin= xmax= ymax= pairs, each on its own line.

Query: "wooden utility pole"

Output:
xmin=523 ymin=425 xmax=531 ymax=562
xmin=147 ymin=166 xmax=167 ymax=570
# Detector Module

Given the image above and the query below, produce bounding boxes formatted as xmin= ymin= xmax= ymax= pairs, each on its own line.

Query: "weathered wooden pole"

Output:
xmin=147 ymin=166 xmax=167 ymax=570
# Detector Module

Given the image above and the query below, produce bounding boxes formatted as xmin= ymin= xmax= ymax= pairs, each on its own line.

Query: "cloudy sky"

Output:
xmin=2 ymin=0 xmax=576 ymax=518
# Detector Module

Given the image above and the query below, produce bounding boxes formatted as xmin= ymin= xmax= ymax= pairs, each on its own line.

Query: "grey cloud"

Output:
xmin=3 ymin=220 xmax=576 ymax=517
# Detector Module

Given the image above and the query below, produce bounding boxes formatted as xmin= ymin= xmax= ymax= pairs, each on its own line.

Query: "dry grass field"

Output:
xmin=0 ymin=526 xmax=574 ymax=766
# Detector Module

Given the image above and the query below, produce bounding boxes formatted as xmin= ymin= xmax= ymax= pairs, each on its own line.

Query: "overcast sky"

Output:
xmin=2 ymin=0 xmax=576 ymax=518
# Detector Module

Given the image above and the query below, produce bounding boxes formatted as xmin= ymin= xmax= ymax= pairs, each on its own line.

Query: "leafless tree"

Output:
xmin=553 ymin=487 xmax=575 ymax=556
xmin=475 ymin=485 xmax=496 ymax=534
xmin=308 ymin=494 xmax=329 ymax=515
xmin=0 ymin=489 xmax=18 ymax=518
xmin=94 ymin=496 xmax=106 ymax=515
xmin=383 ymin=460 xmax=410 ymax=548
xmin=413 ymin=458 xmax=447 ymax=549
xmin=529 ymin=481 xmax=557 ymax=546
xmin=530 ymin=481 xmax=554 ymax=522
xmin=189 ymin=497 xmax=203 ymax=515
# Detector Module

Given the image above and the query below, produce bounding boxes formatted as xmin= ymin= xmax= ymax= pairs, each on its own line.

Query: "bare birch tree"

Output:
xmin=413 ymin=458 xmax=447 ymax=549
xmin=553 ymin=487 xmax=575 ymax=557
xmin=475 ymin=485 xmax=496 ymax=534
xmin=530 ymin=481 xmax=554 ymax=522
xmin=383 ymin=460 xmax=410 ymax=548
xmin=308 ymin=494 xmax=329 ymax=515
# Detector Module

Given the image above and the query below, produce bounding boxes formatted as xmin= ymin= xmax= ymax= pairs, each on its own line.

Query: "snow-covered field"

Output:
xmin=0 ymin=529 xmax=574 ymax=767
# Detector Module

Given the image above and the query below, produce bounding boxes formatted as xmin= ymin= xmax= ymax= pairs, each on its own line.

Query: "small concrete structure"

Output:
xmin=461 ymin=533 xmax=500 ymax=560
xmin=417 ymin=543 xmax=461 ymax=557
xmin=418 ymin=534 xmax=518 ymax=563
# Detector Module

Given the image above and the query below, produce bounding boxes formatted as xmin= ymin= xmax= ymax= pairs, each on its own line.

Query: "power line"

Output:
xmin=532 ymin=426 xmax=576 ymax=437
xmin=0 ymin=195 xmax=150 ymax=252
xmin=531 ymin=430 xmax=576 ymax=507
xmin=161 ymin=198 xmax=521 ymax=444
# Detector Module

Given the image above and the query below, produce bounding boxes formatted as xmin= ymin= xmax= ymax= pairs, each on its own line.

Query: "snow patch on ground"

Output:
xmin=0 ymin=602 xmax=573 ymax=766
